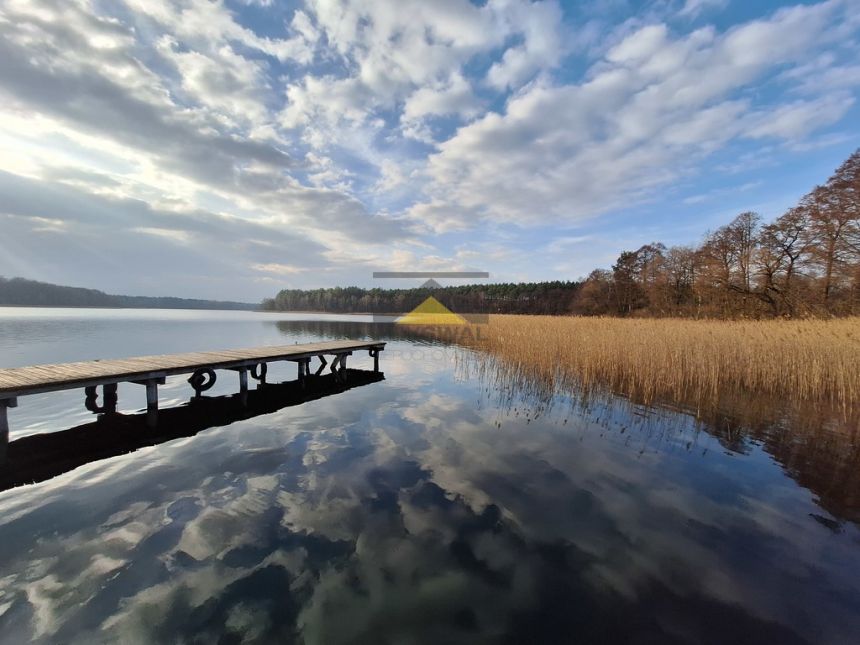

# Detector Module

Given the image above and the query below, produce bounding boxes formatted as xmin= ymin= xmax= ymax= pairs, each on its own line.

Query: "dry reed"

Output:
xmin=429 ymin=316 xmax=860 ymax=413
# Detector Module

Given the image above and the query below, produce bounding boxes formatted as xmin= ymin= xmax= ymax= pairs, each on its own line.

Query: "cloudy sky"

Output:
xmin=1 ymin=0 xmax=859 ymax=301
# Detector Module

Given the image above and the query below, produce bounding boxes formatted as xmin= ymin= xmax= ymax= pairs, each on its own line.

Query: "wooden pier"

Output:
xmin=0 ymin=340 xmax=385 ymax=459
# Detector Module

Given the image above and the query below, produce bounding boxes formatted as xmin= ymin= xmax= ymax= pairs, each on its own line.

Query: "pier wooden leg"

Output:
xmin=84 ymin=385 xmax=117 ymax=415
xmin=298 ymin=359 xmax=310 ymax=389
xmin=314 ymin=355 xmax=327 ymax=376
xmin=251 ymin=363 xmax=267 ymax=387
xmin=132 ymin=378 xmax=165 ymax=428
xmin=0 ymin=398 xmax=17 ymax=465
xmin=329 ymin=354 xmax=345 ymax=382
xmin=330 ymin=353 xmax=350 ymax=382
xmin=370 ymin=348 xmax=379 ymax=372
xmin=238 ymin=368 xmax=249 ymax=406
xmin=103 ymin=384 xmax=118 ymax=414
xmin=145 ymin=381 xmax=159 ymax=428
xmin=85 ymin=386 xmax=99 ymax=413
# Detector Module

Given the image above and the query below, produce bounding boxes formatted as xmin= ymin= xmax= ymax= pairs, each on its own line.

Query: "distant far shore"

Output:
xmin=0 ymin=276 xmax=257 ymax=311
xmin=0 ymin=304 xmax=263 ymax=312
xmin=0 ymin=304 xmax=387 ymax=315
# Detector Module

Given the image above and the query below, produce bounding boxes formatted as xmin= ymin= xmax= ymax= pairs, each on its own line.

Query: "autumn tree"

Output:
xmin=805 ymin=152 xmax=860 ymax=311
xmin=755 ymin=206 xmax=812 ymax=316
xmin=656 ymin=246 xmax=699 ymax=315
xmin=572 ymin=270 xmax=613 ymax=315
xmin=612 ymin=250 xmax=647 ymax=315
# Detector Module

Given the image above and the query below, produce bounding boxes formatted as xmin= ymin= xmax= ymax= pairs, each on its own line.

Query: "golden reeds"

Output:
xmin=430 ymin=316 xmax=860 ymax=413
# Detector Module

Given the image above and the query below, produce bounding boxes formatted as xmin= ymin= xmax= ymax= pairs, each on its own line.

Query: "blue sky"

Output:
xmin=0 ymin=0 xmax=858 ymax=300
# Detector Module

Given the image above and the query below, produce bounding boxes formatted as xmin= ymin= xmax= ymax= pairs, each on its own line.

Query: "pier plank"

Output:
xmin=0 ymin=340 xmax=385 ymax=398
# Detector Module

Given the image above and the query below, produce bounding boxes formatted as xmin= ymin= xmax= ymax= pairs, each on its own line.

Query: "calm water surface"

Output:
xmin=0 ymin=307 xmax=858 ymax=644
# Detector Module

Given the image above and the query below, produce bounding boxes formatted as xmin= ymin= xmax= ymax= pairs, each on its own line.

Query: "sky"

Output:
xmin=0 ymin=0 xmax=859 ymax=301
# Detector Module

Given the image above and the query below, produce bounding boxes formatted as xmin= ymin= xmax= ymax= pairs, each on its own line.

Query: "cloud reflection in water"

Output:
xmin=0 ymin=337 xmax=858 ymax=644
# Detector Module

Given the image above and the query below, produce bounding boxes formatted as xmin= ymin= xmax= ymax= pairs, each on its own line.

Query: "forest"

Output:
xmin=261 ymin=281 xmax=580 ymax=315
xmin=265 ymin=149 xmax=860 ymax=319
xmin=577 ymin=149 xmax=860 ymax=318
xmin=0 ymin=277 xmax=256 ymax=310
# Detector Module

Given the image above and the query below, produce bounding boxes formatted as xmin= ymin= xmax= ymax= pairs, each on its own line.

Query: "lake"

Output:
xmin=0 ymin=307 xmax=858 ymax=644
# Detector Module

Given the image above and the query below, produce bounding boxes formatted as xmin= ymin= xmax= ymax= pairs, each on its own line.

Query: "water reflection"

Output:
xmin=1 ymin=369 xmax=384 ymax=492
xmin=0 ymin=314 xmax=859 ymax=644
xmin=376 ymin=316 xmax=860 ymax=534
xmin=461 ymin=354 xmax=860 ymax=527
xmin=273 ymin=319 xmax=453 ymax=344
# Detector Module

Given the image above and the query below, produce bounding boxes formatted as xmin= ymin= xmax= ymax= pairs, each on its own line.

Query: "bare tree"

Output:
xmin=756 ymin=207 xmax=812 ymax=316
xmin=804 ymin=152 xmax=860 ymax=310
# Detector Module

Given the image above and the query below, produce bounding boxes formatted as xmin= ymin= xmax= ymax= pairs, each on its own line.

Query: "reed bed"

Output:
xmin=429 ymin=316 xmax=860 ymax=413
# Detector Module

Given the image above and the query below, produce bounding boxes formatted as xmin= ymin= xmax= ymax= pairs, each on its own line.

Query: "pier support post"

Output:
xmin=227 ymin=367 xmax=250 ymax=405
xmin=370 ymin=348 xmax=379 ymax=372
xmin=314 ymin=355 xmax=327 ymax=376
xmin=297 ymin=358 xmax=311 ymax=388
xmin=145 ymin=381 xmax=159 ymax=427
xmin=238 ymin=368 xmax=248 ymax=406
xmin=251 ymin=363 xmax=267 ymax=387
xmin=104 ymin=384 xmax=118 ymax=414
xmin=85 ymin=384 xmax=118 ymax=415
xmin=1 ymin=398 xmax=17 ymax=465
xmin=133 ymin=377 xmax=165 ymax=428
xmin=330 ymin=353 xmax=350 ymax=382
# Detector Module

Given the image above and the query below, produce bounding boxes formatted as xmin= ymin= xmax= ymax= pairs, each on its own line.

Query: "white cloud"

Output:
xmin=251 ymin=263 xmax=306 ymax=275
xmin=400 ymin=73 xmax=482 ymax=142
xmin=678 ymin=0 xmax=729 ymax=19
xmin=0 ymin=0 xmax=858 ymax=296
xmin=402 ymin=73 xmax=481 ymax=122
xmin=407 ymin=0 xmax=860 ymax=231
xmin=124 ymin=0 xmax=316 ymax=63
xmin=280 ymin=0 xmax=569 ymax=150
xmin=745 ymin=94 xmax=855 ymax=140
xmin=486 ymin=0 xmax=567 ymax=90
xmin=0 ymin=0 xmax=416 ymax=297
xmin=156 ymin=36 xmax=272 ymax=128
xmin=133 ymin=227 xmax=194 ymax=244
xmin=607 ymin=24 xmax=672 ymax=64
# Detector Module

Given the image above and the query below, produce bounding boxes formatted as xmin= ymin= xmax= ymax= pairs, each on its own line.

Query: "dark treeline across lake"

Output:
xmin=262 ymin=281 xmax=581 ymax=315
xmin=0 ymin=276 xmax=256 ymax=310
xmin=0 ymin=308 xmax=858 ymax=644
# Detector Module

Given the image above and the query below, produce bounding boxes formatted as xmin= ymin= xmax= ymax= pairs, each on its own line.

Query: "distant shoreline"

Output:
xmin=0 ymin=304 xmax=388 ymax=315
xmin=0 ymin=304 xmax=262 ymax=312
xmin=0 ymin=277 xmax=259 ymax=311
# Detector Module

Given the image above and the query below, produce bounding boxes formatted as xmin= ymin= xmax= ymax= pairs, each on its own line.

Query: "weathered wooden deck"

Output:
xmin=0 ymin=340 xmax=385 ymax=459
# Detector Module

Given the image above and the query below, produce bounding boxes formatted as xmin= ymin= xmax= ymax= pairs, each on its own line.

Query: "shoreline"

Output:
xmin=0 ymin=304 xmax=259 ymax=312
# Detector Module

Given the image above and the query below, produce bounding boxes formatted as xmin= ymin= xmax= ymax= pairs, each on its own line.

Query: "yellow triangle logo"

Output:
xmin=395 ymin=296 xmax=467 ymax=325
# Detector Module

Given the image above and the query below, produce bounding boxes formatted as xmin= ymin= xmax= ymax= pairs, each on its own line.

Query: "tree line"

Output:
xmin=264 ymin=149 xmax=859 ymax=318
xmin=575 ymin=149 xmax=859 ymax=318
xmin=261 ymin=282 xmax=580 ymax=315
xmin=0 ymin=277 xmax=256 ymax=310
